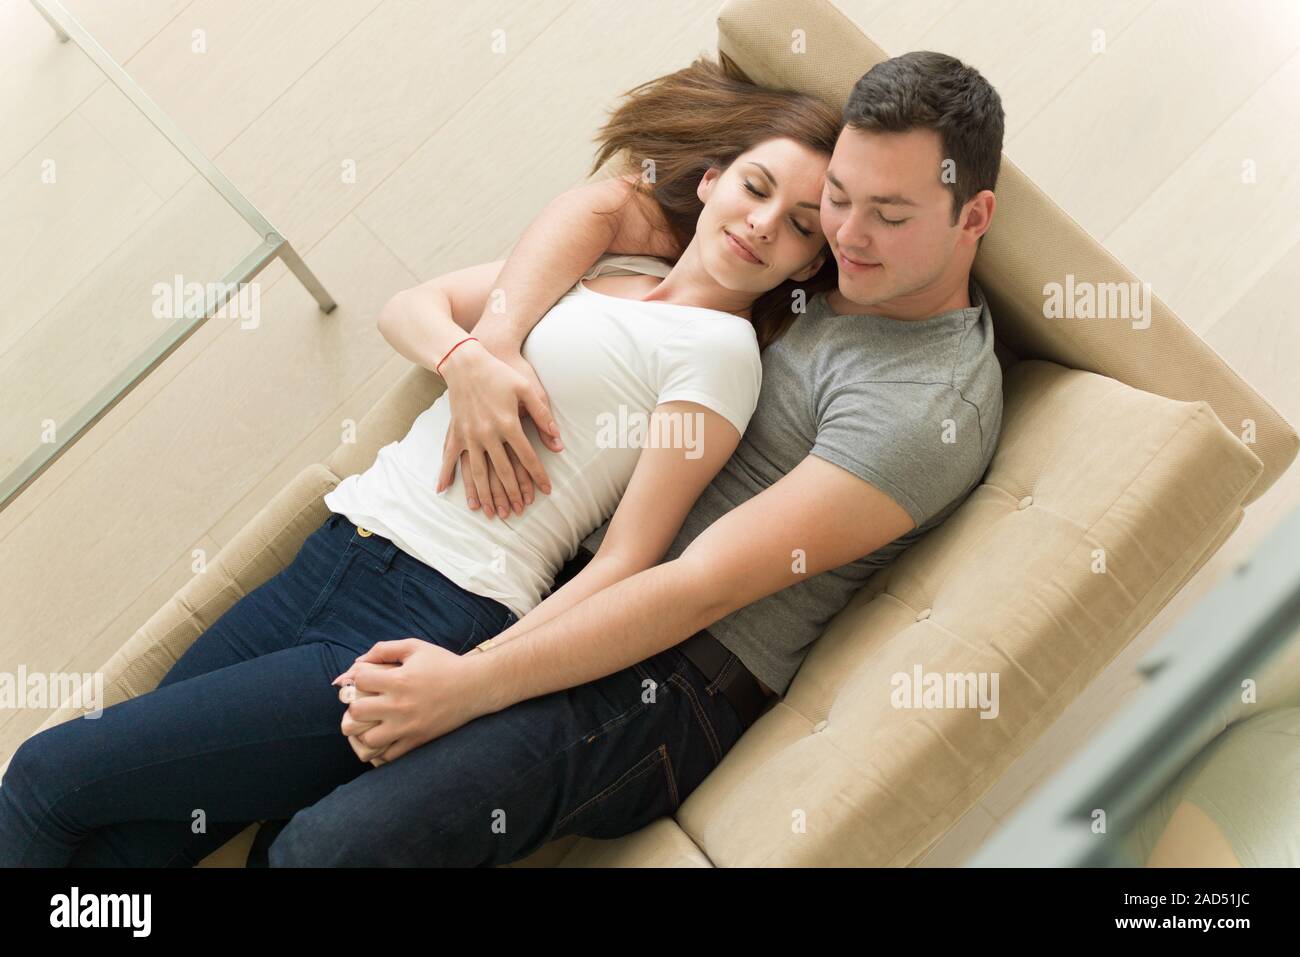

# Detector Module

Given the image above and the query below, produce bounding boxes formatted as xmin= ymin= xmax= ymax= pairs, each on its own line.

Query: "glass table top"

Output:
xmin=1 ymin=0 xmax=331 ymax=512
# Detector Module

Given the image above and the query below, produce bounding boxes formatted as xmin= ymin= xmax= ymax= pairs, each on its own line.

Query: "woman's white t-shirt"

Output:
xmin=323 ymin=254 xmax=763 ymax=618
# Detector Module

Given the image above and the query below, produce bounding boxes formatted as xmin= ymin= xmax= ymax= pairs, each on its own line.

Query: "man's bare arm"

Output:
xmin=468 ymin=454 xmax=917 ymax=711
xmin=465 ymin=398 xmax=740 ymax=653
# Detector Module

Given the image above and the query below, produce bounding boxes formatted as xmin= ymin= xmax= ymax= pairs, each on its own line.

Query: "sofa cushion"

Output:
xmin=531 ymin=359 xmax=1262 ymax=866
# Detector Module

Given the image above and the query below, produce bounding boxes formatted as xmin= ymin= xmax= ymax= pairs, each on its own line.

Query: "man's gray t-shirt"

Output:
xmin=580 ymin=278 xmax=1004 ymax=697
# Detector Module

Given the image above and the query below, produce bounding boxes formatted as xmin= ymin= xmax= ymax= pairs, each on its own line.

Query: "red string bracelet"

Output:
xmin=436 ymin=336 xmax=478 ymax=374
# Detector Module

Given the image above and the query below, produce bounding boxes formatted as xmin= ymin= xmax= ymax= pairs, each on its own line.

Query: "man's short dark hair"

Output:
xmin=843 ymin=51 xmax=1005 ymax=235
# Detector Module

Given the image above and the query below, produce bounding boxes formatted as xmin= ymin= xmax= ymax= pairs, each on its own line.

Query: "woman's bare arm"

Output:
xmin=376 ymin=260 xmax=569 ymax=519
xmin=435 ymin=174 xmax=681 ymax=517
xmin=469 ymin=173 xmax=680 ymax=354
xmin=376 ymin=175 xmax=679 ymax=517
xmin=375 ymin=261 xmax=505 ymax=372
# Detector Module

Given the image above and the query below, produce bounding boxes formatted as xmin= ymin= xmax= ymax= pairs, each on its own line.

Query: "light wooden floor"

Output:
xmin=2 ymin=0 xmax=1297 ymax=866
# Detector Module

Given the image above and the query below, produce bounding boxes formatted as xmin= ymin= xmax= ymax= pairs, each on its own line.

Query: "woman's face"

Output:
xmin=694 ymin=137 xmax=829 ymax=294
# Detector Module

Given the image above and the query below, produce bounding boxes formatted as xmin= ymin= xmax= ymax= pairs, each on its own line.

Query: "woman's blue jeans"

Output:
xmin=0 ymin=512 xmax=747 ymax=866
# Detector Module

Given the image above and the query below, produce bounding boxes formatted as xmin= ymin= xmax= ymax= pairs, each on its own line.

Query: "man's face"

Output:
xmin=819 ymin=126 xmax=967 ymax=312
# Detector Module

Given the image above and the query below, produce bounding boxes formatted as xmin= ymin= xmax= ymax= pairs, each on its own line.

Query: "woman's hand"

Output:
xmin=335 ymin=676 xmax=386 ymax=765
xmin=437 ymin=337 xmax=563 ymax=520
xmin=331 ymin=639 xmax=493 ymax=765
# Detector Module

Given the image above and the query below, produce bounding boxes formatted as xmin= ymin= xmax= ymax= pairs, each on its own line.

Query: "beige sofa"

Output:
xmin=10 ymin=0 xmax=1296 ymax=867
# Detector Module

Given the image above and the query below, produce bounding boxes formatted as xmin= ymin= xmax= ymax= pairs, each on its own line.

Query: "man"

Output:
xmin=278 ymin=51 xmax=1005 ymax=865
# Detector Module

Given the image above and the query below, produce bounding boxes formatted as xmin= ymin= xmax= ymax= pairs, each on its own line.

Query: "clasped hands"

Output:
xmin=331 ymin=638 xmax=492 ymax=767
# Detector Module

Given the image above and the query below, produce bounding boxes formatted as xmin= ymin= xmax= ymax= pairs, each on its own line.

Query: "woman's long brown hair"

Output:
xmin=588 ymin=55 xmax=842 ymax=351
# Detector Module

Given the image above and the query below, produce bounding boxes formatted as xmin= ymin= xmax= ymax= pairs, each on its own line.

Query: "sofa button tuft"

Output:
xmin=1018 ymin=495 xmax=1033 ymax=510
xmin=812 ymin=720 xmax=828 ymax=733
xmin=916 ymin=607 xmax=931 ymax=621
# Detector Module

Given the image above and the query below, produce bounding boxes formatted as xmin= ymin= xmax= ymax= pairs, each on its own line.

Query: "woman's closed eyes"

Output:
xmin=742 ymin=180 xmax=815 ymax=237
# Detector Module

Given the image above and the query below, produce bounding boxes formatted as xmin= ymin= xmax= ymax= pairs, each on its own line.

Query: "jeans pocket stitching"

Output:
xmin=581 ymin=698 xmax=648 ymax=746
xmin=398 ymin=571 xmax=501 ymax=644
xmin=451 ymin=618 xmax=488 ymax=656
xmin=660 ymin=743 xmax=680 ymax=812
xmin=554 ymin=744 xmax=670 ymax=834
xmin=296 ymin=548 xmax=357 ymax=641
xmin=668 ymin=671 xmax=722 ymax=766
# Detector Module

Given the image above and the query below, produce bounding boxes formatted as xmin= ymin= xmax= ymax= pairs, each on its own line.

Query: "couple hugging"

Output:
xmin=0 ymin=50 xmax=1004 ymax=867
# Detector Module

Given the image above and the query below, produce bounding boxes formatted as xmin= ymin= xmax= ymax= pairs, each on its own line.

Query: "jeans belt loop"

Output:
xmin=676 ymin=629 xmax=768 ymax=731
xmin=345 ymin=520 xmax=400 ymax=572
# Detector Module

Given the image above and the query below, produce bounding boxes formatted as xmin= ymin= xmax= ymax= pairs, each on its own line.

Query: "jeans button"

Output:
xmin=356 ymin=526 xmax=373 ymax=537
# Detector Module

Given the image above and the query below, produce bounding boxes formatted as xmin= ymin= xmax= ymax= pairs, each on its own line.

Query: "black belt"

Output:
xmin=675 ymin=628 xmax=771 ymax=731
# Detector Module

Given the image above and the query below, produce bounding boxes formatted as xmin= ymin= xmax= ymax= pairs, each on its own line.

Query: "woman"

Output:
xmin=0 ymin=58 xmax=841 ymax=867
